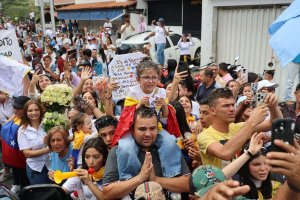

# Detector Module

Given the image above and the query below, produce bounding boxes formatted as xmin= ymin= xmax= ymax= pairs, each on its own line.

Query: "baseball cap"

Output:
xmin=190 ymin=165 xmax=226 ymax=195
xmin=134 ymin=181 xmax=165 ymax=200
xmin=257 ymin=80 xmax=279 ymax=92
xmin=13 ymin=96 xmax=30 ymax=109
xmin=158 ymin=18 xmax=165 ymax=22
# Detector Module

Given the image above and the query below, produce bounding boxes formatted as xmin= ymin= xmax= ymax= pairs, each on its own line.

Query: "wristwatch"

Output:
xmin=246 ymin=150 xmax=254 ymax=159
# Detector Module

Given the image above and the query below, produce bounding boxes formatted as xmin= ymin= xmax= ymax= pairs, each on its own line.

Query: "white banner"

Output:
xmin=108 ymin=52 xmax=146 ymax=101
xmin=0 ymin=29 xmax=22 ymax=62
xmin=0 ymin=56 xmax=30 ymax=96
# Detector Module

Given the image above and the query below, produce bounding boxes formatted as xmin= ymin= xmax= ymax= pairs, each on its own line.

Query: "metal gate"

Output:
xmin=216 ymin=6 xmax=290 ymax=100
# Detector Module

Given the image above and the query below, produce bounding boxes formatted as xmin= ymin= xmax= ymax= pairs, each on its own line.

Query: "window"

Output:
xmin=165 ymin=40 xmax=170 ymax=49
xmin=169 ymin=34 xmax=181 ymax=46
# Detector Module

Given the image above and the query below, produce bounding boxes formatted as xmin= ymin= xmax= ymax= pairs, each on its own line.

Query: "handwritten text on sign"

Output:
xmin=108 ymin=52 xmax=145 ymax=100
xmin=0 ymin=29 xmax=22 ymax=62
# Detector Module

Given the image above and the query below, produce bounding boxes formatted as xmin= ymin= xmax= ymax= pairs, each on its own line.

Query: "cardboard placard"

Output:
xmin=108 ymin=52 xmax=146 ymax=101
xmin=0 ymin=29 xmax=22 ymax=62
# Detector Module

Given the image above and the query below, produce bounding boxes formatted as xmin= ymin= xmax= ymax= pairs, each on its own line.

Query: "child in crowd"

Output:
xmin=111 ymin=57 xmax=182 ymax=180
xmin=71 ymin=113 xmax=98 ymax=168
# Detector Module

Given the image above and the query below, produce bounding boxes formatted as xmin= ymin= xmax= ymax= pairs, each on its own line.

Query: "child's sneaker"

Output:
xmin=11 ymin=185 xmax=21 ymax=194
xmin=0 ymin=170 xmax=12 ymax=182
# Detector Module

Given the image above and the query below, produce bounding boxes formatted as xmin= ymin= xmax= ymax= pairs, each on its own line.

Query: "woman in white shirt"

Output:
xmin=62 ymin=137 xmax=108 ymax=200
xmin=104 ymin=38 xmax=116 ymax=62
xmin=17 ymin=100 xmax=50 ymax=184
xmin=177 ymin=33 xmax=194 ymax=66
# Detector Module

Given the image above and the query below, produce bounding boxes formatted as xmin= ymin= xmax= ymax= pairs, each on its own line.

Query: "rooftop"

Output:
xmin=58 ymin=0 xmax=136 ymax=10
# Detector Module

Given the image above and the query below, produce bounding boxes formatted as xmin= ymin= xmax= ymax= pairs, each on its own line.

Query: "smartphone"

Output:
xmin=271 ymin=118 xmax=295 ymax=152
xmin=177 ymin=61 xmax=189 ymax=73
xmin=251 ymin=83 xmax=258 ymax=93
xmin=255 ymin=92 xmax=267 ymax=107
xmin=35 ymin=64 xmax=43 ymax=75
xmin=94 ymin=62 xmax=103 ymax=76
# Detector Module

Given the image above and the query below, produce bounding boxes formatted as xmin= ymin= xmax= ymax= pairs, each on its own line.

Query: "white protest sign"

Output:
xmin=108 ymin=52 xmax=146 ymax=101
xmin=0 ymin=56 xmax=30 ymax=96
xmin=0 ymin=29 xmax=22 ymax=62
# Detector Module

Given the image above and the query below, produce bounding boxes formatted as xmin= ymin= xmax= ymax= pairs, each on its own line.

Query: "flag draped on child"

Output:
xmin=111 ymin=97 xmax=181 ymax=147
xmin=72 ymin=130 xmax=90 ymax=167
xmin=0 ymin=118 xmax=26 ymax=168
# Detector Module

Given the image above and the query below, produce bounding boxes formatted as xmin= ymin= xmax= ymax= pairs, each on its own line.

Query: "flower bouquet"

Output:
xmin=42 ymin=112 xmax=69 ymax=132
xmin=41 ymin=84 xmax=73 ymax=112
xmin=41 ymin=84 xmax=73 ymax=132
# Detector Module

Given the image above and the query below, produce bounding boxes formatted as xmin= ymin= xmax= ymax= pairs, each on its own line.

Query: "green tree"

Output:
xmin=2 ymin=0 xmax=39 ymax=21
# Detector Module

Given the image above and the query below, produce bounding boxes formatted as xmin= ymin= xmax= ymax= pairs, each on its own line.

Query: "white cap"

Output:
xmin=234 ymin=65 xmax=245 ymax=73
xmin=257 ymin=80 xmax=279 ymax=91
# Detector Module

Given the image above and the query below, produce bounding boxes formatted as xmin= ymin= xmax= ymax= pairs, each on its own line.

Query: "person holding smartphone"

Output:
xmin=178 ymin=33 xmax=194 ymax=66
xmin=144 ymin=18 xmax=169 ymax=65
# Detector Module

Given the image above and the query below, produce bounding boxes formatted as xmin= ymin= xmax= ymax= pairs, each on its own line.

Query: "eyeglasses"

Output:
xmin=140 ymin=76 xmax=159 ymax=82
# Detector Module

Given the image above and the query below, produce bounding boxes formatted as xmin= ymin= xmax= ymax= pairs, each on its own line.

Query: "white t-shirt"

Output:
xmin=56 ymin=37 xmax=63 ymax=46
xmin=103 ymin=22 xmax=113 ymax=34
xmin=191 ymin=100 xmax=200 ymax=119
xmin=127 ymin=85 xmax=166 ymax=109
xmin=121 ymin=24 xmax=134 ymax=41
xmin=0 ymin=98 xmax=14 ymax=125
xmin=86 ymin=43 xmax=98 ymax=51
xmin=17 ymin=124 xmax=50 ymax=172
xmin=63 ymin=177 xmax=102 ymax=200
xmin=177 ymin=39 xmax=194 ymax=55
xmin=105 ymin=44 xmax=116 ymax=61
xmin=154 ymin=26 xmax=167 ymax=44
xmin=63 ymin=38 xmax=72 ymax=46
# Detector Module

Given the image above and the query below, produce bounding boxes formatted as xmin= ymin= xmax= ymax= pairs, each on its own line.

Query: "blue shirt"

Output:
xmin=195 ymin=81 xmax=217 ymax=102
xmin=50 ymin=146 xmax=72 ymax=172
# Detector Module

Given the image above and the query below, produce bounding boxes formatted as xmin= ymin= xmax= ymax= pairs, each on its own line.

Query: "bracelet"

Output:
xmin=246 ymin=150 xmax=254 ymax=159
xmin=288 ymin=182 xmax=300 ymax=193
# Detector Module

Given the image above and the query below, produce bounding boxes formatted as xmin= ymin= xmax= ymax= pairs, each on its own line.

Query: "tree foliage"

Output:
xmin=2 ymin=0 xmax=39 ymax=21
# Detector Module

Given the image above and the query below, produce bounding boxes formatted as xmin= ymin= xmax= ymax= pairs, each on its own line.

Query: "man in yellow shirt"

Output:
xmin=198 ymin=88 xmax=282 ymax=168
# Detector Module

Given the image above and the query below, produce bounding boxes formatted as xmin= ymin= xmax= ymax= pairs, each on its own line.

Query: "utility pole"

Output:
xmin=49 ymin=0 xmax=56 ymax=33
xmin=39 ymin=0 xmax=46 ymax=37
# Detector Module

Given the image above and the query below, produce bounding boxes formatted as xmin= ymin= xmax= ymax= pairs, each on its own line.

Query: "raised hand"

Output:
xmin=266 ymin=139 xmax=300 ymax=192
xmin=248 ymin=132 xmax=264 ymax=155
xmin=173 ymin=66 xmax=188 ymax=84
xmin=80 ymin=67 xmax=92 ymax=81
xmin=200 ymin=180 xmax=250 ymax=200
xmin=247 ymin=104 xmax=269 ymax=127
xmin=31 ymin=72 xmax=43 ymax=84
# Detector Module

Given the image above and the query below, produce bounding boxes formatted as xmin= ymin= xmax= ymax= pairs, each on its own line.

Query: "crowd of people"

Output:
xmin=0 ymin=15 xmax=300 ymax=200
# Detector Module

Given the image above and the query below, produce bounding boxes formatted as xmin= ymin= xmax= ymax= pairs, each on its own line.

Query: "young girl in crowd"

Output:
xmin=29 ymin=73 xmax=53 ymax=100
xmin=17 ymin=100 xmax=50 ymax=184
xmin=71 ymin=113 xmax=98 ymax=168
xmin=46 ymin=126 xmax=73 ymax=184
xmin=179 ymin=96 xmax=201 ymax=135
xmin=62 ymin=137 xmax=108 ymax=200
xmin=238 ymin=145 xmax=281 ymax=199
xmin=112 ymin=57 xmax=182 ymax=181
xmin=236 ymin=83 xmax=254 ymax=106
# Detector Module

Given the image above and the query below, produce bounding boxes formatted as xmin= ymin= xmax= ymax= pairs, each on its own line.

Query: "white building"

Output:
xmin=201 ymin=0 xmax=294 ymax=100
